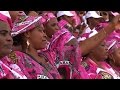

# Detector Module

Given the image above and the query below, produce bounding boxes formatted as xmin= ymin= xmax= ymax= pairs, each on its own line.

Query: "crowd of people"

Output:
xmin=0 ymin=11 xmax=120 ymax=79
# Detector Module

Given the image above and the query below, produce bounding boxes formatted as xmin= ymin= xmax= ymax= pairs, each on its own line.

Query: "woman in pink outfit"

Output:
xmin=82 ymin=41 xmax=120 ymax=79
xmin=8 ymin=16 xmax=61 ymax=79
xmin=48 ymin=28 xmax=89 ymax=79
xmin=106 ymin=41 xmax=120 ymax=77
xmin=0 ymin=19 xmax=27 ymax=79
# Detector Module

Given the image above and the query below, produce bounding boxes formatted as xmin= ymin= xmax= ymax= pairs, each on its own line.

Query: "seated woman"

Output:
xmin=7 ymin=16 xmax=61 ymax=79
xmin=107 ymin=40 xmax=120 ymax=77
xmin=0 ymin=19 xmax=27 ymax=79
xmin=81 ymin=41 xmax=120 ymax=79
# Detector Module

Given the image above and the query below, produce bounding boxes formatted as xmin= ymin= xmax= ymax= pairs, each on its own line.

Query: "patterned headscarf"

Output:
xmin=41 ymin=12 xmax=56 ymax=24
xmin=0 ymin=11 xmax=13 ymax=29
xmin=11 ymin=15 xmax=43 ymax=37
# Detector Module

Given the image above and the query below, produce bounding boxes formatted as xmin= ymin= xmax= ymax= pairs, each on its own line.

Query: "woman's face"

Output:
xmin=93 ymin=18 xmax=102 ymax=26
xmin=44 ymin=18 xmax=60 ymax=38
xmin=111 ymin=48 xmax=120 ymax=66
xmin=92 ymin=42 xmax=108 ymax=61
xmin=0 ymin=21 xmax=13 ymax=58
xmin=88 ymin=17 xmax=101 ymax=27
xmin=64 ymin=16 xmax=76 ymax=27
xmin=28 ymin=24 xmax=48 ymax=50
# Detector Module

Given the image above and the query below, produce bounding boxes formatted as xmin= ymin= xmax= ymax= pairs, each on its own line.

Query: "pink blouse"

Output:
xmin=0 ymin=58 xmax=27 ymax=79
xmin=5 ymin=51 xmax=61 ymax=79
xmin=82 ymin=58 xmax=119 ymax=79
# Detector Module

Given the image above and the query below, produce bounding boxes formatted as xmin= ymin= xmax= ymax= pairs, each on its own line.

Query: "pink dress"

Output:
xmin=81 ymin=58 xmax=119 ymax=79
xmin=47 ymin=28 xmax=89 ymax=79
xmin=5 ymin=51 xmax=61 ymax=79
xmin=0 ymin=58 xmax=27 ymax=79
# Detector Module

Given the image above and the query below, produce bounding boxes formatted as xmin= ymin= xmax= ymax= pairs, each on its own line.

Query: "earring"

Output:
xmin=26 ymin=40 xmax=30 ymax=49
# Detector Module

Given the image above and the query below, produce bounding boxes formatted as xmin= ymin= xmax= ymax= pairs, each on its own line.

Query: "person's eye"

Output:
xmin=51 ymin=23 xmax=56 ymax=27
xmin=101 ymin=44 xmax=105 ymax=47
xmin=0 ymin=31 xmax=7 ymax=36
xmin=38 ymin=28 xmax=44 ymax=33
xmin=38 ymin=29 xmax=42 ymax=32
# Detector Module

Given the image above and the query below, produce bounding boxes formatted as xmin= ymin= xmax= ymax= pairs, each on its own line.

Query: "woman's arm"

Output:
xmin=80 ymin=15 xmax=120 ymax=56
xmin=66 ymin=15 xmax=120 ymax=56
xmin=80 ymin=23 xmax=115 ymax=56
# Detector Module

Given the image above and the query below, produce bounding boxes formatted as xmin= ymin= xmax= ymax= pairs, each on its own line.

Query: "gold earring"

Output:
xmin=26 ymin=40 xmax=30 ymax=49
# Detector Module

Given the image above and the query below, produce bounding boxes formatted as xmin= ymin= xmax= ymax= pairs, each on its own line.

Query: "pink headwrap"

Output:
xmin=12 ymin=16 xmax=43 ymax=37
xmin=41 ymin=12 xmax=56 ymax=24
xmin=0 ymin=11 xmax=13 ymax=29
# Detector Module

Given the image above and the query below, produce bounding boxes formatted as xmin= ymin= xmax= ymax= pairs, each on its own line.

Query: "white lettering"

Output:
xmin=37 ymin=75 xmax=49 ymax=79
xmin=17 ymin=20 xmax=32 ymax=26
xmin=59 ymin=61 xmax=70 ymax=65
xmin=56 ymin=61 xmax=70 ymax=68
